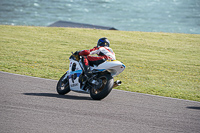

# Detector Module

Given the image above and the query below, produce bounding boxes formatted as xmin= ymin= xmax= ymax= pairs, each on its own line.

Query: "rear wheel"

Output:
xmin=56 ymin=73 xmax=70 ymax=95
xmin=90 ymin=74 xmax=114 ymax=100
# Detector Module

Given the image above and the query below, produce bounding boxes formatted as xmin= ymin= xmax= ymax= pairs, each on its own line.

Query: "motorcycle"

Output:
xmin=56 ymin=52 xmax=125 ymax=100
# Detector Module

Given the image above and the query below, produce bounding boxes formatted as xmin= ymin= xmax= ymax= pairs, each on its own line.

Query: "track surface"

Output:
xmin=0 ymin=71 xmax=200 ymax=133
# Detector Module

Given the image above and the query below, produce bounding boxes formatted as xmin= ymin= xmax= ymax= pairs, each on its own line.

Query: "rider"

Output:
xmin=78 ymin=37 xmax=116 ymax=78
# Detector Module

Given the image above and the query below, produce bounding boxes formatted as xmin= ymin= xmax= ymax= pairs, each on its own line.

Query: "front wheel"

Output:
xmin=56 ymin=73 xmax=70 ymax=95
xmin=90 ymin=74 xmax=114 ymax=100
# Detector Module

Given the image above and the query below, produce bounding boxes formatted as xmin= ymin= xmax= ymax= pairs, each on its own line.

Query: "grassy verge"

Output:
xmin=0 ymin=25 xmax=200 ymax=101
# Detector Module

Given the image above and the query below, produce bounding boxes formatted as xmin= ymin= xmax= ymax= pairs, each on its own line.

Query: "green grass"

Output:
xmin=0 ymin=25 xmax=200 ymax=101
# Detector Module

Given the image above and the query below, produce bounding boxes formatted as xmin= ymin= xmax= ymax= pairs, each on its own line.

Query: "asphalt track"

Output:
xmin=0 ymin=71 xmax=200 ymax=133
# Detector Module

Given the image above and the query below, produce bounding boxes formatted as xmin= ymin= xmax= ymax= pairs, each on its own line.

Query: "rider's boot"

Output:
xmin=83 ymin=64 xmax=93 ymax=79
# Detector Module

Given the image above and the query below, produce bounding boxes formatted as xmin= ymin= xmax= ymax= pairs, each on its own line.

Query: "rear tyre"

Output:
xmin=56 ymin=73 xmax=70 ymax=95
xmin=90 ymin=74 xmax=114 ymax=100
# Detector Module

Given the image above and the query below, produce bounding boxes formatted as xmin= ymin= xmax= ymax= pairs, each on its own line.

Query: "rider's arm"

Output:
xmin=89 ymin=46 xmax=100 ymax=55
xmin=79 ymin=50 xmax=90 ymax=56
xmin=79 ymin=47 xmax=100 ymax=56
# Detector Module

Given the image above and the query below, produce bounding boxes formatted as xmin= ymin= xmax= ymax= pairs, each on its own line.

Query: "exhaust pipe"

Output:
xmin=113 ymin=80 xmax=122 ymax=88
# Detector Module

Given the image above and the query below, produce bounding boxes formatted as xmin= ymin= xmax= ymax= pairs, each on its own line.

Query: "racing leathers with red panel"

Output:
xmin=78 ymin=37 xmax=115 ymax=78
xmin=79 ymin=46 xmax=116 ymax=66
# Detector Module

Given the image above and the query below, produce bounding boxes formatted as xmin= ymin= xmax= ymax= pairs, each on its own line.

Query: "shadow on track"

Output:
xmin=186 ymin=106 xmax=200 ymax=110
xmin=23 ymin=92 xmax=92 ymax=100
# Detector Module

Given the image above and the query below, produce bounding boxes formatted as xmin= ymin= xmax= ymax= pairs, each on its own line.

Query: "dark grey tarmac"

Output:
xmin=0 ymin=71 xmax=200 ymax=133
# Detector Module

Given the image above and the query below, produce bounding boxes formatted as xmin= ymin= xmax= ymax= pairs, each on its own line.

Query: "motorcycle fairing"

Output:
xmin=91 ymin=60 xmax=125 ymax=77
xmin=68 ymin=59 xmax=84 ymax=92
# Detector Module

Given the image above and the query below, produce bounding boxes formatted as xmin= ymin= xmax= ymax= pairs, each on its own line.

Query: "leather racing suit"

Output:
xmin=78 ymin=46 xmax=116 ymax=74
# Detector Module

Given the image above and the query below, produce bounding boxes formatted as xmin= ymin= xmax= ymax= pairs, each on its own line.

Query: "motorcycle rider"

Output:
xmin=77 ymin=37 xmax=116 ymax=78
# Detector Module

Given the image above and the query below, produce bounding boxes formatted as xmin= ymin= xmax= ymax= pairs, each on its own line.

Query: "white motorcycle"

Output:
xmin=56 ymin=52 xmax=125 ymax=100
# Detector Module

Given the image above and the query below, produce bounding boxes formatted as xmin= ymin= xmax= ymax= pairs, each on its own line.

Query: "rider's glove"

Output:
xmin=73 ymin=51 xmax=80 ymax=55
xmin=73 ymin=51 xmax=80 ymax=61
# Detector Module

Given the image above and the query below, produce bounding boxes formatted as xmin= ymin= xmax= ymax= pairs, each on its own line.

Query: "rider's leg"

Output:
xmin=81 ymin=56 xmax=106 ymax=78
xmin=81 ymin=56 xmax=92 ymax=77
xmin=87 ymin=56 xmax=106 ymax=66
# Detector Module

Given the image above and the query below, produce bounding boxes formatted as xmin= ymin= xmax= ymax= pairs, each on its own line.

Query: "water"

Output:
xmin=0 ymin=0 xmax=200 ymax=34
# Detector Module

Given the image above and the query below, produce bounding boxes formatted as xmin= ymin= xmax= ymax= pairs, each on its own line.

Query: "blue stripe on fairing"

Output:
xmin=96 ymin=69 xmax=106 ymax=72
xmin=69 ymin=70 xmax=82 ymax=79
xmin=122 ymin=64 xmax=126 ymax=68
xmin=70 ymin=70 xmax=82 ymax=75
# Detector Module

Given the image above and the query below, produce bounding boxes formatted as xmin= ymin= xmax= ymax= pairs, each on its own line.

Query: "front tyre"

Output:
xmin=90 ymin=74 xmax=114 ymax=100
xmin=56 ymin=73 xmax=70 ymax=95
